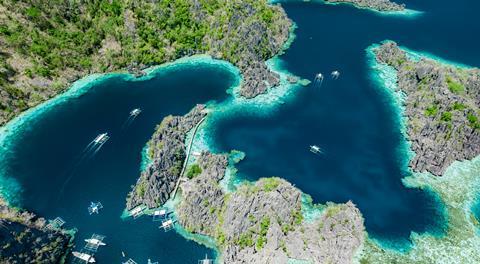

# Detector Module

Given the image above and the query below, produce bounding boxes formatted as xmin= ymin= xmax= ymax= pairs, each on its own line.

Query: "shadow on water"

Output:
xmin=209 ymin=0 xmax=479 ymax=247
xmin=0 ymin=62 xmax=235 ymax=263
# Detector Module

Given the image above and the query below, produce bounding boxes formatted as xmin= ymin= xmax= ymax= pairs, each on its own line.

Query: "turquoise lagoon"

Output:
xmin=1 ymin=0 xmax=480 ymax=262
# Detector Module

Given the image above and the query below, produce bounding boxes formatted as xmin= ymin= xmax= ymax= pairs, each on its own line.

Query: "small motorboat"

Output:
xmin=130 ymin=108 xmax=142 ymax=117
xmin=93 ymin=133 xmax=109 ymax=144
xmin=309 ymin=145 xmax=323 ymax=154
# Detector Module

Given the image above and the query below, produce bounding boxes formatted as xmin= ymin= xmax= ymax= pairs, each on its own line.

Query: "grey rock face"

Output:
xmin=325 ymin=0 xmax=405 ymax=11
xmin=374 ymin=41 xmax=480 ymax=175
xmin=125 ymin=105 xmax=207 ymax=210
xmin=176 ymin=153 xmax=364 ymax=263
xmin=204 ymin=2 xmax=291 ymax=99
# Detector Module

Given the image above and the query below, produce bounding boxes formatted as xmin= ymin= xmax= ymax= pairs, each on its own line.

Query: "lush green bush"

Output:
xmin=186 ymin=164 xmax=202 ymax=179
xmin=446 ymin=76 xmax=465 ymax=94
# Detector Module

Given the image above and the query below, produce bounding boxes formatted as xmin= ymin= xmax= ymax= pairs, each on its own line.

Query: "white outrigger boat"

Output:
xmin=72 ymin=251 xmax=96 ymax=263
xmin=309 ymin=145 xmax=323 ymax=154
xmin=93 ymin=133 xmax=109 ymax=144
xmin=130 ymin=108 xmax=142 ymax=117
xmin=84 ymin=238 xmax=106 ymax=246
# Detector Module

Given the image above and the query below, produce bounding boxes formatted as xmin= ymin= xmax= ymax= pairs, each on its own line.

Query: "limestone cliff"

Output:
xmin=374 ymin=41 xmax=480 ymax=176
xmin=126 ymin=105 xmax=207 ymax=210
xmin=177 ymin=152 xmax=364 ymax=264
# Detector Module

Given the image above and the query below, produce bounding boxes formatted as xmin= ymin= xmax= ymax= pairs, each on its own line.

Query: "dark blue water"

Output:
xmin=1 ymin=0 xmax=480 ymax=262
xmin=0 ymin=63 xmax=235 ymax=263
xmin=209 ymin=0 xmax=480 ymax=245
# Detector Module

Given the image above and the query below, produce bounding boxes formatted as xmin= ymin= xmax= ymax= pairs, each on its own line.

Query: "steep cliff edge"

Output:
xmin=373 ymin=41 xmax=480 ymax=176
xmin=126 ymin=105 xmax=207 ymax=210
xmin=176 ymin=152 xmax=364 ymax=263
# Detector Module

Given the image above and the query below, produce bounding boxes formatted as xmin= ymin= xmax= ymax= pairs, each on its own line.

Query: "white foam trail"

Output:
xmin=121 ymin=116 xmax=135 ymax=129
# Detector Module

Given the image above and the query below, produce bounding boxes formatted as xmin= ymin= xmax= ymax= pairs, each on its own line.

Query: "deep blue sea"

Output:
xmin=0 ymin=0 xmax=479 ymax=262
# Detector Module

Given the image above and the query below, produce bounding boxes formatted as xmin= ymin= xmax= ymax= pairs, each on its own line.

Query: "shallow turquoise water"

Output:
xmin=0 ymin=0 xmax=479 ymax=262
xmin=0 ymin=60 xmax=235 ymax=263
xmin=209 ymin=0 xmax=478 ymax=246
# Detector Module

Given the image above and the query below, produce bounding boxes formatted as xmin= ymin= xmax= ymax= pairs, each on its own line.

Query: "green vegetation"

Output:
xmin=425 ymin=104 xmax=439 ymax=117
xmin=0 ymin=0 xmax=289 ymax=125
xmin=236 ymin=230 xmax=254 ymax=249
xmin=135 ymin=180 xmax=147 ymax=197
xmin=262 ymin=177 xmax=281 ymax=192
xmin=186 ymin=164 xmax=202 ymax=179
xmin=256 ymin=217 xmax=270 ymax=250
xmin=446 ymin=76 xmax=465 ymax=94
xmin=467 ymin=112 xmax=480 ymax=130
xmin=452 ymin=102 xmax=466 ymax=111
xmin=440 ymin=111 xmax=452 ymax=122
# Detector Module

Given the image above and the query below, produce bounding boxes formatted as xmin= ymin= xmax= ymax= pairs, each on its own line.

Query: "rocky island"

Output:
xmin=126 ymin=105 xmax=207 ymax=210
xmin=373 ymin=41 xmax=480 ymax=176
xmin=0 ymin=0 xmax=291 ymax=125
xmin=324 ymin=0 xmax=406 ymax=12
xmin=0 ymin=199 xmax=72 ymax=263
xmin=127 ymin=109 xmax=365 ymax=263
xmin=358 ymin=41 xmax=480 ymax=263
xmin=177 ymin=152 xmax=364 ymax=263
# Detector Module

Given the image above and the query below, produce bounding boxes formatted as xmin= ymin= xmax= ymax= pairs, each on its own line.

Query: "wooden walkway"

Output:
xmin=172 ymin=116 xmax=206 ymax=199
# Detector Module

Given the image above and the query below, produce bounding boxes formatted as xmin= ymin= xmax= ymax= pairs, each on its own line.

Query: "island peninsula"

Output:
xmin=324 ymin=0 xmax=406 ymax=12
xmin=0 ymin=0 xmax=291 ymax=125
xmin=125 ymin=41 xmax=480 ymax=263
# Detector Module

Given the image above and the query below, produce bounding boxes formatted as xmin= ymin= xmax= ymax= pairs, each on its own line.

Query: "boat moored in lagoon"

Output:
xmin=72 ymin=251 xmax=96 ymax=263
xmin=84 ymin=238 xmax=106 ymax=246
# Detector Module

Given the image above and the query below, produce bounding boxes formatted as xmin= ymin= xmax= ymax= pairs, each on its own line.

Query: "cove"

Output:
xmin=0 ymin=56 xmax=238 ymax=263
xmin=207 ymin=0 xmax=480 ymax=247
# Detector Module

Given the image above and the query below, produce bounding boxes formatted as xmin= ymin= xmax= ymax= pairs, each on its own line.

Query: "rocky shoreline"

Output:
xmin=0 ymin=0 xmax=292 ymax=126
xmin=325 ymin=0 xmax=405 ymax=12
xmin=126 ymin=105 xmax=207 ymax=210
xmin=128 ymin=107 xmax=365 ymax=263
xmin=0 ymin=199 xmax=72 ymax=263
xmin=177 ymin=152 xmax=364 ymax=263
xmin=373 ymin=41 xmax=480 ymax=176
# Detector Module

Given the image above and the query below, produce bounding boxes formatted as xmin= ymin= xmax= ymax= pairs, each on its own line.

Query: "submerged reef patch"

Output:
xmin=359 ymin=41 xmax=480 ymax=263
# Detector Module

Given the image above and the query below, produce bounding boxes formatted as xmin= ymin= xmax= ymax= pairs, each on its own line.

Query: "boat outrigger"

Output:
xmin=72 ymin=251 xmax=95 ymax=263
xmin=309 ymin=145 xmax=323 ymax=154
xmin=160 ymin=219 xmax=175 ymax=231
xmin=93 ymin=133 xmax=109 ymax=144
xmin=85 ymin=238 xmax=106 ymax=246
xmin=130 ymin=108 xmax=142 ymax=117
xmin=88 ymin=202 xmax=103 ymax=215
xmin=198 ymin=254 xmax=213 ymax=264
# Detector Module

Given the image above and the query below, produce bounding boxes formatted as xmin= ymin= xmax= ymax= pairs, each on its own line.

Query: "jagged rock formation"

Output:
xmin=125 ymin=105 xmax=207 ymax=210
xmin=374 ymin=41 xmax=480 ymax=175
xmin=0 ymin=0 xmax=291 ymax=125
xmin=0 ymin=199 xmax=72 ymax=263
xmin=177 ymin=152 xmax=364 ymax=263
xmin=325 ymin=0 xmax=405 ymax=11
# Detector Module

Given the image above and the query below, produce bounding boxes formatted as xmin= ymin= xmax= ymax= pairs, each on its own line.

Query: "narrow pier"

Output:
xmin=172 ymin=115 xmax=207 ymax=199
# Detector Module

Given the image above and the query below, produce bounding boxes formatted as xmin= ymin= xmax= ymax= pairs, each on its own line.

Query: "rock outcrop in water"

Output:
xmin=126 ymin=105 xmax=207 ymax=210
xmin=325 ymin=0 xmax=405 ymax=12
xmin=0 ymin=199 xmax=72 ymax=263
xmin=373 ymin=41 xmax=480 ymax=175
xmin=177 ymin=152 xmax=365 ymax=263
